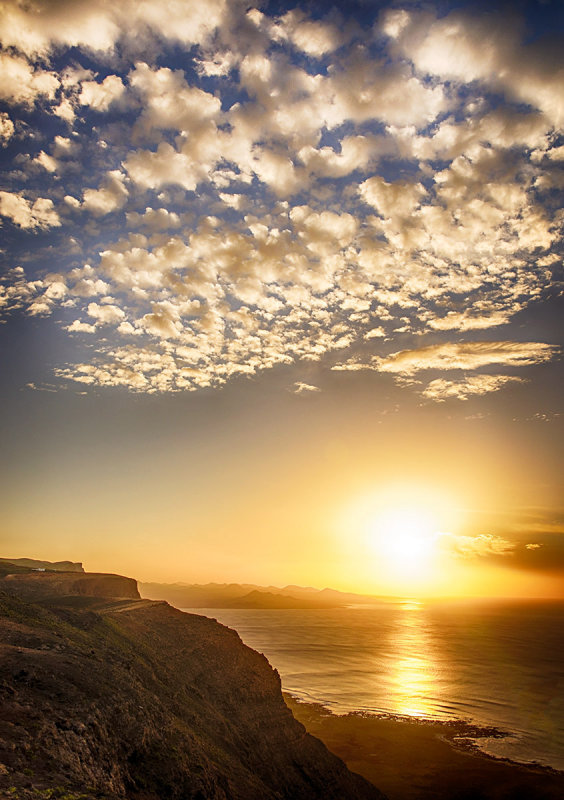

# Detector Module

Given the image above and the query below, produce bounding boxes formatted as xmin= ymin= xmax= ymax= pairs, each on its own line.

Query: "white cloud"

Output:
xmin=272 ymin=10 xmax=344 ymax=57
xmin=359 ymin=176 xmax=426 ymax=218
xmin=365 ymin=327 xmax=386 ymax=340
xmin=129 ymin=63 xmax=221 ymax=135
xmin=293 ymin=381 xmax=321 ymax=394
xmin=421 ymin=375 xmax=525 ymax=402
xmin=82 ymin=170 xmax=128 ymax=216
xmin=0 ymin=0 xmax=226 ymax=57
xmin=87 ymin=301 xmax=125 ymax=325
xmin=66 ymin=319 xmax=97 ymax=333
xmin=373 ymin=341 xmax=559 ymax=375
xmin=0 ymin=52 xmax=59 ymax=106
xmin=125 ymin=207 xmax=181 ymax=231
xmin=386 ymin=8 xmax=564 ymax=127
xmin=0 ymin=2 xmax=561 ymax=395
xmin=124 ymin=143 xmax=205 ymax=191
xmin=79 ymin=74 xmax=125 ymax=111
xmin=52 ymin=97 xmax=76 ymax=122
xmin=0 ymin=191 xmax=61 ymax=229
xmin=0 ymin=112 xmax=14 ymax=145
xmin=33 ymin=150 xmax=58 ymax=172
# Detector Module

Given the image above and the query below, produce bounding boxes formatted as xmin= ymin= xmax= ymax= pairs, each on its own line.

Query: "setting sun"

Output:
xmin=369 ymin=507 xmax=441 ymax=578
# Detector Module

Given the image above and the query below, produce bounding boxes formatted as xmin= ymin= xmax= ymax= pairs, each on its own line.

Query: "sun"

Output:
xmin=368 ymin=506 xmax=441 ymax=580
xmin=337 ymin=483 xmax=458 ymax=592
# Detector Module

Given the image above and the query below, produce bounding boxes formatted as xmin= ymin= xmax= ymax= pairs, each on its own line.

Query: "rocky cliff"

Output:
xmin=0 ymin=573 xmax=385 ymax=800
xmin=0 ymin=558 xmax=84 ymax=573
xmin=0 ymin=571 xmax=139 ymax=601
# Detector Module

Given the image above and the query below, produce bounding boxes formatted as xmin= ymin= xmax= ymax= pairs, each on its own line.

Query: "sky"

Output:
xmin=0 ymin=0 xmax=563 ymax=597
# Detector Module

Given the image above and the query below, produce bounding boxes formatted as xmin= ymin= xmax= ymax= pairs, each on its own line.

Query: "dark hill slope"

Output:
xmin=0 ymin=590 xmax=385 ymax=800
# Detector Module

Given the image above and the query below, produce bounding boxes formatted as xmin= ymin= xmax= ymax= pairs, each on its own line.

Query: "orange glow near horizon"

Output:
xmin=2 ymin=415 xmax=563 ymax=599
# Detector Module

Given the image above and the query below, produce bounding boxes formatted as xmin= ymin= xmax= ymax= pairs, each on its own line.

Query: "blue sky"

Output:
xmin=0 ymin=0 xmax=562 ymax=591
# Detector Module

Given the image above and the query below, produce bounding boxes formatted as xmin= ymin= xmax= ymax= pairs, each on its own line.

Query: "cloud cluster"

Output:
xmin=333 ymin=342 xmax=558 ymax=400
xmin=443 ymin=527 xmax=564 ymax=574
xmin=373 ymin=342 xmax=558 ymax=375
xmin=0 ymin=1 xmax=561 ymax=395
xmin=0 ymin=191 xmax=60 ymax=229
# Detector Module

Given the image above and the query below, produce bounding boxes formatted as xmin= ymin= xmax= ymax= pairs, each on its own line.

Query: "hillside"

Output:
xmin=0 ymin=570 xmax=385 ymax=800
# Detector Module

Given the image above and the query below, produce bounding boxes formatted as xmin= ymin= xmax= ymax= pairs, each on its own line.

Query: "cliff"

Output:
xmin=0 ymin=558 xmax=84 ymax=573
xmin=0 ymin=575 xmax=385 ymax=800
xmin=0 ymin=571 xmax=139 ymax=601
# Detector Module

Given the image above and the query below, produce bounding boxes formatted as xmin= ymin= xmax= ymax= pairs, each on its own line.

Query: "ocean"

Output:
xmin=184 ymin=599 xmax=564 ymax=771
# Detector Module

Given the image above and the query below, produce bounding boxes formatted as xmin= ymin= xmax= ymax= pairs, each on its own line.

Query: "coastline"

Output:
xmin=284 ymin=693 xmax=564 ymax=800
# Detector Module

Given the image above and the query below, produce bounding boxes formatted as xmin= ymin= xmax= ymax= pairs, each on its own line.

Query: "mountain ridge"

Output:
xmin=139 ymin=580 xmax=386 ymax=608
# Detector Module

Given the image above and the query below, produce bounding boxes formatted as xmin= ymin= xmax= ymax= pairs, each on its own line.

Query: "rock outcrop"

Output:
xmin=0 ymin=558 xmax=84 ymax=573
xmin=0 ymin=571 xmax=139 ymax=601
xmin=0 ymin=574 xmax=385 ymax=800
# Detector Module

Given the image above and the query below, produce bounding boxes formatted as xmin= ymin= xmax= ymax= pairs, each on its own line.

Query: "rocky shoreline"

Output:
xmin=285 ymin=694 xmax=564 ymax=800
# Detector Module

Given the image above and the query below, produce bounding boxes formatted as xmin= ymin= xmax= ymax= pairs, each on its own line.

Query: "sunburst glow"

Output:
xmin=369 ymin=506 xmax=441 ymax=578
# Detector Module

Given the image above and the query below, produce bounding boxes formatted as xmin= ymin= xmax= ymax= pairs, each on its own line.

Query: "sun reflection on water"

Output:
xmin=388 ymin=601 xmax=438 ymax=718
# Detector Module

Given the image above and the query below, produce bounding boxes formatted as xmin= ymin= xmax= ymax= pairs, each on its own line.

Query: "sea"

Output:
xmin=184 ymin=599 xmax=564 ymax=771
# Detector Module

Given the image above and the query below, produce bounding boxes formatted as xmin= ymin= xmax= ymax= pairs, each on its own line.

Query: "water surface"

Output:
xmin=184 ymin=599 xmax=564 ymax=770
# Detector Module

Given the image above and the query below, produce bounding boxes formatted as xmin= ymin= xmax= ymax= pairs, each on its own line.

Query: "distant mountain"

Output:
xmin=139 ymin=581 xmax=384 ymax=609
xmin=222 ymin=590 xmax=339 ymax=609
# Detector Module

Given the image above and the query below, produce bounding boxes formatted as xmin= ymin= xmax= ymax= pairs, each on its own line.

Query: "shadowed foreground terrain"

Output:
xmin=0 ymin=569 xmax=385 ymax=800
xmin=286 ymin=696 xmax=564 ymax=800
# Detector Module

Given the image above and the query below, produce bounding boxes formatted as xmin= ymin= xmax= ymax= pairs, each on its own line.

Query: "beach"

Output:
xmin=285 ymin=694 xmax=564 ymax=800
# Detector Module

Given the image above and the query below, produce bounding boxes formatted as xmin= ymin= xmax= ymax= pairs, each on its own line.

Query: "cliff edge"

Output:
xmin=0 ymin=558 xmax=84 ymax=573
xmin=0 ymin=573 xmax=385 ymax=800
xmin=0 ymin=570 xmax=139 ymax=601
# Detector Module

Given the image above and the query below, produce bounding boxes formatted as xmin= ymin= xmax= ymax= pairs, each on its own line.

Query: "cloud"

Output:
xmin=124 ymin=143 xmax=207 ymax=191
xmin=0 ymin=1 xmax=562 ymax=395
xmin=421 ymin=375 xmax=525 ymax=402
xmin=0 ymin=0 xmax=226 ymax=57
xmin=0 ymin=191 xmax=61 ymax=229
xmin=359 ymin=177 xmax=426 ymax=218
xmin=447 ymin=533 xmax=516 ymax=559
xmin=365 ymin=327 xmax=386 ymax=340
xmin=444 ymin=530 xmax=564 ymax=574
xmin=0 ymin=112 xmax=14 ymax=145
xmin=0 ymin=52 xmax=59 ymax=106
xmin=332 ymin=342 xmax=558 ymax=400
xmin=129 ymin=63 xmax=221 ymax=136
xmin=292 ymin=381 xmax=321 ymax=394
xmin=66 ymin=319 xmax=96 ymax=333
xmin=79 ymin=74 xmax=125 ymax=111
xmin=373 ymin=341 xmax=559 ymax=375
xmin=0 ymin=267 xmax=44 ymax=314
xmin=384 ymin=8 xmax=564 ymax=127
xmin=270 ymin=10 xmax=345 ymax=57
xmin=125 ymin=207 xmax=181 ymax=231
xmin=86 ymin=301 xmax=126 ymax=325
xmin=33 ymin=150 xmax=58 ymax=172
xmin=82 ymin=171 xmax=128 ymax=216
